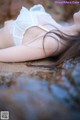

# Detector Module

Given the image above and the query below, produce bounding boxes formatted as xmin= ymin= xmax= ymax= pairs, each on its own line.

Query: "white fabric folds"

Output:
xmin=10 ymin=4 xmax=46 ymax=45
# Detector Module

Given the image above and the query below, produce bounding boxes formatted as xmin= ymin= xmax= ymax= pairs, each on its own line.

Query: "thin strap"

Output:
xmin=37 ymin=25 xmax=49 ymax=32
xmin=42 ymin=23 xmax=59 ymax=30
xmin=36 ymin=23 xmax=58 ymax=32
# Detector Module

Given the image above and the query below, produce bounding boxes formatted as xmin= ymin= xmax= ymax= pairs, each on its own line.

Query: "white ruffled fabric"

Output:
xmin=10 ymin=4 xmax=47 ymax=45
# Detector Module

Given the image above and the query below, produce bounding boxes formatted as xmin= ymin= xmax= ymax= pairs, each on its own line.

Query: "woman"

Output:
xmin=0 ymin=4 xmax=80 ymax=65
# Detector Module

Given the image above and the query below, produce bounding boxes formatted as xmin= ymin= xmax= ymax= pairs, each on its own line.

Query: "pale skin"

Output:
xmin=0 ymin=10 xmax=80 ymax=62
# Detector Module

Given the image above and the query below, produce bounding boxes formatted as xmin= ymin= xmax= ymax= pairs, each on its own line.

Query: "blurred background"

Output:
xmin=0 ymin=0 xmax=79 ymax=24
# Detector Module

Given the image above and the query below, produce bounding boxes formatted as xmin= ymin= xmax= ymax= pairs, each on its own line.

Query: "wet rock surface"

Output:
xmin=0 ymin=57 xmax=80 ymax=120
